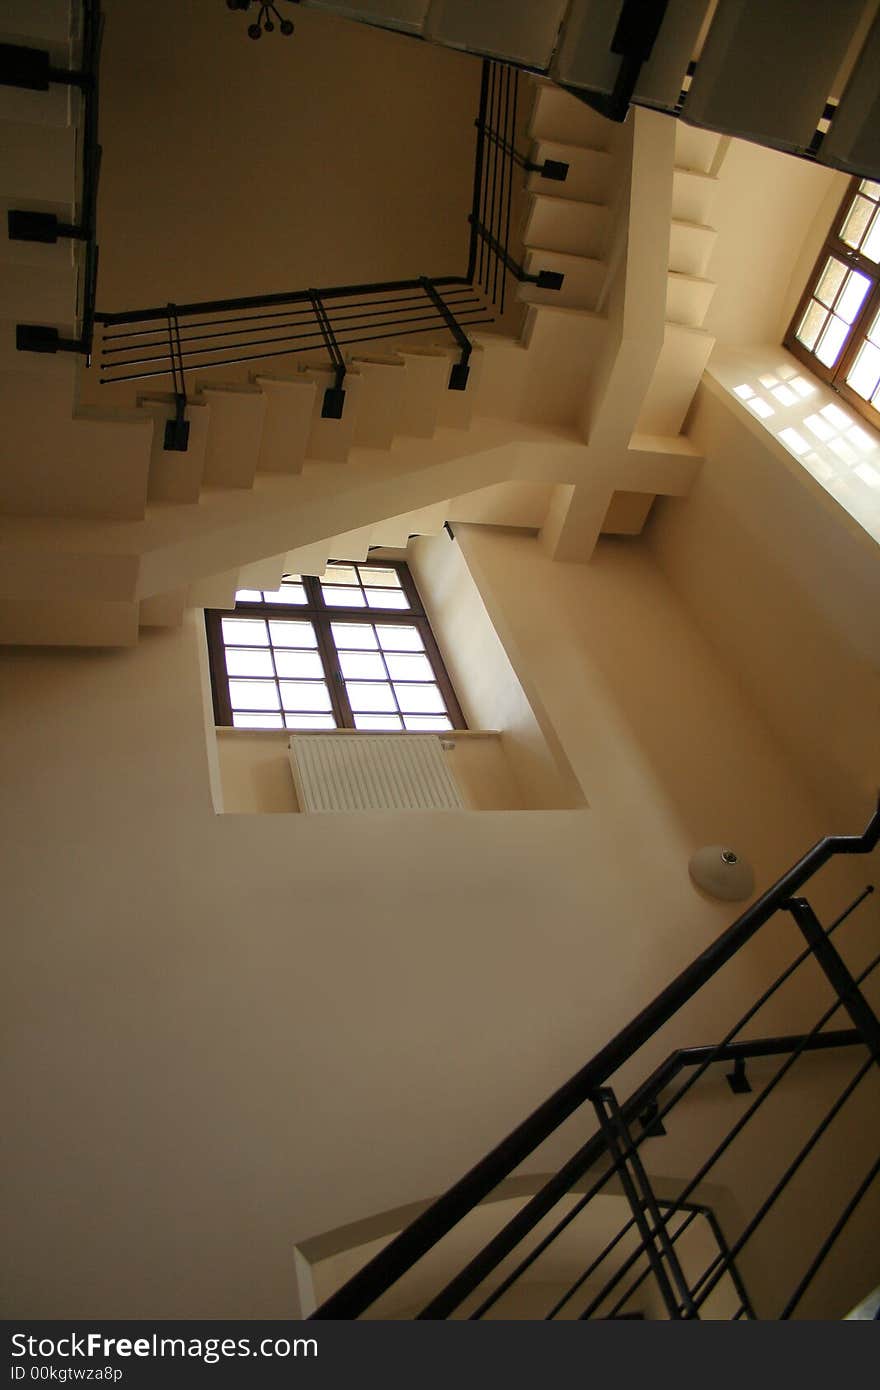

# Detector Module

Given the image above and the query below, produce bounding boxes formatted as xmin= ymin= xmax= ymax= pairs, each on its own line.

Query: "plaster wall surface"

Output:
xmin=1 ymin=528 xmax=876 ymax=1318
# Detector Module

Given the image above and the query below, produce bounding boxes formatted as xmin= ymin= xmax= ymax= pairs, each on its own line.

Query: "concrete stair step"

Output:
xmin=237 ymin=554 xmax=288 ymax=593
xmin=0 ymin=120 xmax=76 ymax=206
xmin=139 ymin=588 xmax=188 ymax=630
xmin=254 ymin=375 xmax=316 ymax=475
xmin=0 ymin=0 xmax=75 ymax=46
xmin=0 ymin=259 xmax=76 ymax=322
xmin=0 ymin=596 xmax=139 ymax=647
xmin=526 ymin=140 xmax=615 ymax=204
xmin=422 ymin=343 xmax=484 ymax=431
xmin=0 ymin=196 xmax=76 ymax=269
xmin=528 ymin=81 xmax=614 ymax=150
xmin=350 ymin=358 xmax=406 ymax=450
xmin=669 ymin=218 xmax=718 ymax=278
xmin=518 ymin=247 xmax=606 ymax=311
xmin=423 ymin=0 xmax=568 ymax=68
xmin=139 ymin=397 xmax=210 ymax=505
xmin=524 ymin=192 xmax=610 ymax=260
xmin=0 ymin=362 xmax=152 ymax=520
xmin=200 ymin=386 xmax=267 ymax=489
xmin=672 ymin=165 xmax=720 ymax=225
xmin=394 ymin=351 xmax=449 ymax=438
xmin=665 ymin=271 xmax=716 ymax=329
xmin=0 ymin=83 xmax=74 ymax=129
xmin=304 ymin=369 xmax=362 ymax=462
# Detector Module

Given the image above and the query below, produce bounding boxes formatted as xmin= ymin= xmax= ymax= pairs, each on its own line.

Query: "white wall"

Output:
xmin=648 ymin=377 xmax=880 ymax=827
xmin=1 ymin=526 xmax=877 ymax=1319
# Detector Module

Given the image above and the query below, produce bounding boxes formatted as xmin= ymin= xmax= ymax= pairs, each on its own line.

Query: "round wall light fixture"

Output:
xmin=688 ymin=845 xmax=755 ymax=902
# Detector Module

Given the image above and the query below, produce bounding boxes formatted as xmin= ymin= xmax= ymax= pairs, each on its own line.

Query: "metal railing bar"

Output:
xmin=592 ymin=1091 xmax=689 ymax=1319
xmin=655 ymin=950 xmax=880 ymax=1240
xmin=618 ymin=885 xmax=874 ymax=1141
xmin=94 ymin=276 xmax=471 ymax=327
xmin=485 ymin=61 xmax=501 ymax=299
xmin=467 ymin=61 xmax=491 ymax=285
xmin=100 ymin=316 xmax=494 ymax=385
xmin=407 ymin=1034 xmax=864 ymax=1321
xmin=688 ymin=1052 xmax=876 ymax=1314
xmin=580 ymin=1208 xmax=700 ymax=1320
xmin=779 ymin=1152 xmax=880 ymax=1319
xmin=101 ymin=308 xmax=474 ymax=369
xmin=491 ymin=65 xmax=509 ymax=309
xmin=310 ymin=805 xmax=880 ymax=1318
xmin=544 ymin=1213 xmax=640 ymax=1320
xmin=500 ymin=68 xmax=518 ymax=318
xmin=470 ymin=1158 xmax=625 ymax=1319
xmin=99 ymin=293 xmax=483 ymax=342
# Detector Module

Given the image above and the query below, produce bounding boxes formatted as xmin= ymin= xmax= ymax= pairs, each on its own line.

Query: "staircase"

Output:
xmin=307 ymin=804 xmax=880 ymax=1319
xmin=0 ymin=5 xmax=725 ymax=649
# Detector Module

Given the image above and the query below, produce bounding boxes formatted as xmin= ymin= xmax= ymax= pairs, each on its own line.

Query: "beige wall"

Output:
xmin=2 ymin=522 xmax=877 ymax=1319
xmin=96 ymin=0 xmax=480 ymax=312
xmin=648 ymin=378 xmax=880 ymax=828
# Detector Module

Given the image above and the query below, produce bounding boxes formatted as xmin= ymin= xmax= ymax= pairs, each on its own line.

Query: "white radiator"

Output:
xmin=288 ymin=734 xmax=463 ymax=813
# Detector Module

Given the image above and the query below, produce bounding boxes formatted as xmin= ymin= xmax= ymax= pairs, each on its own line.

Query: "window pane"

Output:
xmin=796 ymin=300 xmax=828 ymax=351
xmin=393 ymin=683 xmax=445 ymax=713
xmin=375 ymin=624 xmax=424 ymax=651
xmin=229 ymin=679 xmax=280 ymax=710
xmin=268 ymin=620 xmax=317 ymax=648
xmin=322 ymin=585 xmax=366 ymax=607
xmin=222 ymin=618 xmax=268 ymax=646
xmin=353 ymin=714 xmax=403 ymax=730
xmin=225 ymin=648 xmax=274 ymax=677
xmin=273 ymin=650 xmax=324 ymax=679
xmin=846 ymin=341 xmax=880 ymax=401
xmin=339 ymin=651 xmax=386 ymax=680
xmin=260 ymin=584 xmax=307 ymax=605
xmin=321 ymin=565 xmax=359 ymax=586
xmin=331 ymin=622 xmax=377 ymax=649
xmin=841 ymin=195 xmax=875 ymax=250
xmin=285 ymin=713 xmax=338 ymax=730
xmin=862 ymin=210 xmax=880 ymax=265
xmin=365 ymin=588 xmax=409 ymax=609
xmin=815 ymin=257 xmax=846 ymax=307
xmin=357 ymin=566 xmax=401 ymax=588
xmin=384 ymin=652 xmax=434 ymax=681
xmin=836 ymin=269 xmax=872 ymax=324
xmin=860 ymin=180 xmax=880 ymax=199
xmin=815 ymin=315 xmax=849 ymax=367
xmin=346 ymin=682 xmax=397 ymax=712
xmin=234 ymin=589 xmax=263 ymax=603
xmin=402 ymin=715 xmax=453 ymax=732
xmin=279 ymin=681 xmax=332 ymax=712
xmin=232 ymin=712 xmax=284 ymax=729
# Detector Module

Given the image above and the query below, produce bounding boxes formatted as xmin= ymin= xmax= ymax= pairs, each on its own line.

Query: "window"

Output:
xmin=785 ymin=177 xmax=880 ymax=429
xmin=206 ymin=560 xmax=465 ymax=733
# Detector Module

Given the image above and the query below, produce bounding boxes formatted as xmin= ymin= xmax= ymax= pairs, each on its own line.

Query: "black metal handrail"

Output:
xmin=8 ymin=0 xmax=103 ymax=361
xmin=94 ymin=277 xmax=490 ymax=445
xmin=311 ymin=800 xmax=880 ymax=1318
xmin=467 ymin=60 xmax=565 ymax=312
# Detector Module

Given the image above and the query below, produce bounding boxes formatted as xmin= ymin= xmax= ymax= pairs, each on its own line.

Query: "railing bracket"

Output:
xmin=726 ymin=1057 xmax=752 ymax=1095
xmin=321 ymin=386 xmax=346 ymax=420
xmin=8 ymin=210 xmax=85 ymax=244
xmin=638 ymin=1099 xmax=667 ymax=1137
xmin=16 ymin=323 xmax=83 ymax=355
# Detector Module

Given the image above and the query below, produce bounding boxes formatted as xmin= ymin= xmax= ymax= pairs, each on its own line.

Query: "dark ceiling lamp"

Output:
xmin=226 ymin=0 xmax=298 ymax=40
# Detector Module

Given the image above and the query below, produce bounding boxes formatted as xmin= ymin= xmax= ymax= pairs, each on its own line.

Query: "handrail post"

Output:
xmin=309 ymin=290 xmax=346 ymax=419
xmin=420 ymin=278 xmax=471 ymax=390
xmin=163 ymin=304 xmax=190 ymax=452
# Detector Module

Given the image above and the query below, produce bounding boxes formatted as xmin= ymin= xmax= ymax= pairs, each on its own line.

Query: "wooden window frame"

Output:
xmin=206 ymin=559 xmax=466 ymax=732
xmin=784 ymin=176 xmax=880 ymax=431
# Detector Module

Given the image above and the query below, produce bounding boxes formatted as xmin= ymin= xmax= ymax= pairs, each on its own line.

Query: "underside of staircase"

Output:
xmin=0 ymin=3 xmax=723 ymax=649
